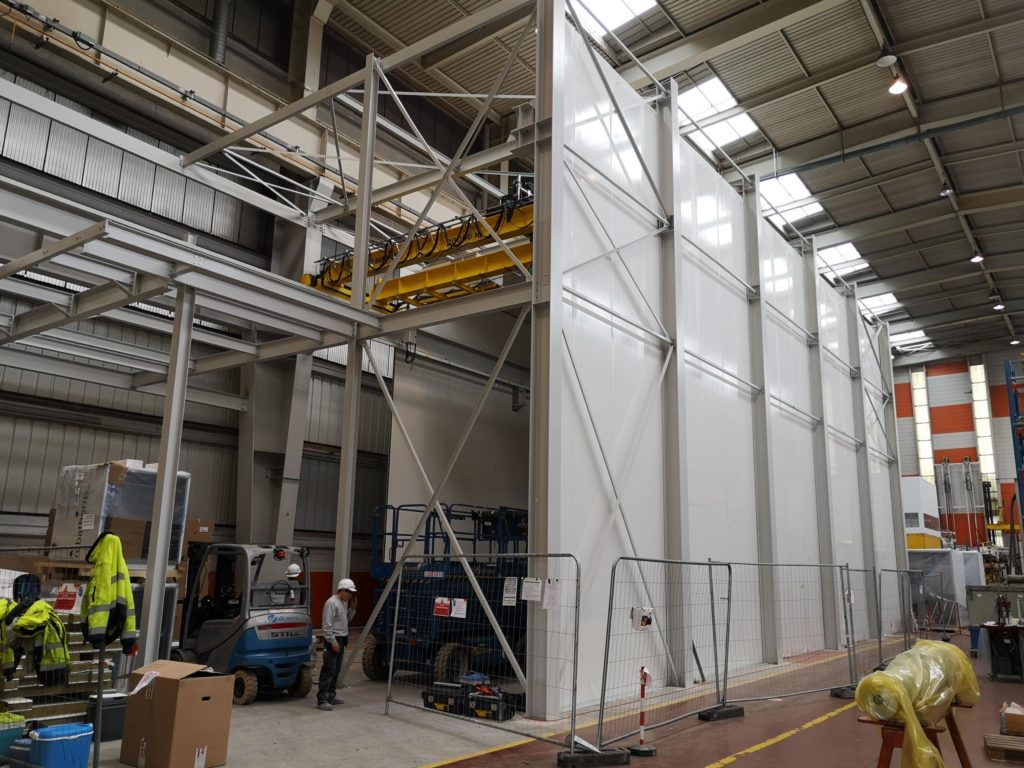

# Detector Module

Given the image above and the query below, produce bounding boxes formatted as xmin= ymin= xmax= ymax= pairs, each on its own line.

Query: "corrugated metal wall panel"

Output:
xmin=212 ymin=192 xmax=242 ymax=242
xmin=118 ymin=154 xmax=157 ymax=210
xmin=0 ymin=411 xmax=237 ymax=534
xmin=897 ymin=417 xmax=917 ymax=474
xmin=43 ymin=123 xmax=87 ymax=184
xmin=151 ymin=167 xmax=187 ymax=221
xmin=179 ymin=441 xmax=237 ymax=525
xmin=295 ymin=455 xmax=387 ymax=534
xmin=182 ymin=180 xmax=215 ymax=233
xmin=993 ymin=417 xmax=1015 ymax=482
xmin=0 ymin=74 xmax=252 ymax=246
xmin=926 ymin=371 xmax=971 ymax=407
xmin=4 ymin=104 xmax=49 ymax=170
xmin=304 ymin=375 xmax=391 ymax=454
xmin=82 ymin=139 xmax=123 ymax=198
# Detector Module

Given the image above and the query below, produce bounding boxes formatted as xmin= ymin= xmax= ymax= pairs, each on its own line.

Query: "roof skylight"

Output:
xmin=890 ymin=330 xmax=928 ymax=345
xmin=817 ymin=243 xmax=869 ymax=280
xmin=860 ymin=292 xmax=901 ymax=317
xmin=761 ymin=174 xmax=824 ymax=228
xmin=678 ymin=77 xmax=759 ymax=156
xmin=575 ymin=0 xmax=656 ymax=38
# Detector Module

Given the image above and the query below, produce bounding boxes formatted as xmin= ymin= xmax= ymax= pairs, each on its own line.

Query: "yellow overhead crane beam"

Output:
xmin=307 ymin=243 xmax=532 ymax=312
xmin=302 ymin=198 xmax=534 ymax=313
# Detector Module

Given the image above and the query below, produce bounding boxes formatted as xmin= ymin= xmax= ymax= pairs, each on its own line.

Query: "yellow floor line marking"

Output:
xmin=417 ymin=738 xmax=535 ymax=768
xmin=703 ymin=702 xmax=857 ymax=767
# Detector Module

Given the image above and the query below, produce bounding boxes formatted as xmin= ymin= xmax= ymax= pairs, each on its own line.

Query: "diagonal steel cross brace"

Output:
xmin=340 ymin=307 xmax=530 ymax=687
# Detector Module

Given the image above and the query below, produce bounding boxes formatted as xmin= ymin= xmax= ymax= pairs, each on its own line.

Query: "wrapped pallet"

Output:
xmin=855 ymin=640 xmax=979 ymax=768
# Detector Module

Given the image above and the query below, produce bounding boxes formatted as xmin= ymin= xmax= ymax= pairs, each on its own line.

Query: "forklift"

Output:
xmin=171 ymin=543 xmax=314 ymax=704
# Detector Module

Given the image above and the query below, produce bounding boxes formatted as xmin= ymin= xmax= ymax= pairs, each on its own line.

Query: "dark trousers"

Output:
xmin=317 ymin=637 xmax=347 ymax=704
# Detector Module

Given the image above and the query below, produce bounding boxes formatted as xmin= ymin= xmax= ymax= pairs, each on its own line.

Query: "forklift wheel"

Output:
xmin=289 ymin=666 xmax=313 ymax=698
xmin=233 ymin=670 xmax=259 ymax=705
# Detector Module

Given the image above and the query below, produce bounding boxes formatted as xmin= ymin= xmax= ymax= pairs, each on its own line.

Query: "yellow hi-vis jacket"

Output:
xmin=0 ymin=598 xmax=16 ymax=679
xmin=10 ymin=599 xmax=69 ymax=674
xmin=81 ymin=532 xmax=137 ymax=651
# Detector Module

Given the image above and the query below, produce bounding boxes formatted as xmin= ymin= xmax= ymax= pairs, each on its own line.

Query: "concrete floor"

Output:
xmin=92 ymin=673 xmax=518 ymax=768
xmin=90 ymin=635 xmax=1014 ymax=768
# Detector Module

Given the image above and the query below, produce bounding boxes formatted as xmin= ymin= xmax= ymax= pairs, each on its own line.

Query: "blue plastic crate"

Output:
xmin=29 ymin=724 xmax=93 ymax=768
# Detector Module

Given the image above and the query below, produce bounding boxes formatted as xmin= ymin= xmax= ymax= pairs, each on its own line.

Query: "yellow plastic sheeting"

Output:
xmin=855 ymin=640 xmax=979 ymax=768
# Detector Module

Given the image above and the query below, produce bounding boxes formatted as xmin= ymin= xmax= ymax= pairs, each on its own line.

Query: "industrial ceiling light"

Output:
xmin=940 ymin=182 xmax=952 ymax=198
xmin=875 ymin=52 xmax=898 ymax=68
xmin=1012 ymin=339 xmax=1021 ymax=346
xmin=971 ymin=251 xmax=984 ymax=263
xmin=994 ymin=295 xmax=1006 ymax=311
xmin=889 ymin=75 xmax=909 ymax=95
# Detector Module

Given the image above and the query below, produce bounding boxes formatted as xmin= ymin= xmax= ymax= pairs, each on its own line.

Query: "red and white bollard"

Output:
xmin=629 ymin=665 xmax=657 ymax=757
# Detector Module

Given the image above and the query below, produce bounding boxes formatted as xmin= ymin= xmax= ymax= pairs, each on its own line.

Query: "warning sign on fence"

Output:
xmin=433 ymin=597 xmax=451 ymax=617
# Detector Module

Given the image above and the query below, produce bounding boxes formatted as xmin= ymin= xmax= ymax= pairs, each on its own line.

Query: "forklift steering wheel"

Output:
xmin=268 ymin=579 xmax=291 ymax=606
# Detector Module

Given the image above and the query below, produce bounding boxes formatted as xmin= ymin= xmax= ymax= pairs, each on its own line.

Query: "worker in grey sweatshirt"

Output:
xmin=317 ymin=578 xmax=358 ymax=711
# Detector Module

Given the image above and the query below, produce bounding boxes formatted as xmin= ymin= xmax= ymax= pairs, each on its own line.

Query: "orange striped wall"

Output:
xmin=934 ymin=448 xmax=979 ymax=463
xmin=929 ymin=403 xmax=975 ymax=434
xmin=895 ymin=383 xmax=912 ymax=418
xmin=992 ymin=385 xmax=1011 ymax=418
xmin=926 ymin=361 xmax=969 ymax=377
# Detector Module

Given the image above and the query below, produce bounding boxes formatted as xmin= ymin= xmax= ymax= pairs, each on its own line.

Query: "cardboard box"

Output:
xmin=184 ymin=518 xmax=215 ymax=544
xmin=106 ymin=517 xmax=148 ymax=560
xmin=120 ymin=660 xmax=233 ymax=768
xmin=1005 ymin=702 xmax=1024 ymax=736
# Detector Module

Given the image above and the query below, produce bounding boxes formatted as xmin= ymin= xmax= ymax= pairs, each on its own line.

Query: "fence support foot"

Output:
xmin=698 ymin=704 xmax=744 ymax=722
xmin=628 ymin=745 xmax=656 ymax=757
xmin=557 ymin=749 xmax=631 ymax=766
xmin=830 ymin=685 xmax=856 ymax=699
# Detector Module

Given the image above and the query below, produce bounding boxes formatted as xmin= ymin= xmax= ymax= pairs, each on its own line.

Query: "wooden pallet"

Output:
xmin=986 ymin=733 xmax=1024 ymax=763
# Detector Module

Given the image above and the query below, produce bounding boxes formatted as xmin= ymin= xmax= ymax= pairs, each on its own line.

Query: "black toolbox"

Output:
xmin=422 ymin=683 xmax=466 ymax=714
xmin=466 ymin=692 xmax=515 ymax=721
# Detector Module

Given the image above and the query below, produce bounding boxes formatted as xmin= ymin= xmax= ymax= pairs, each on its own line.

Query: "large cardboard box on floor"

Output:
xmin=120 ymin=660 xmax=233 ymax=768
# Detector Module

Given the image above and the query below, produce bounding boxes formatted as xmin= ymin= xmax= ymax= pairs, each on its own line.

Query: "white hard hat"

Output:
xmin=337 ymin=578 xmax=357 ymax=593
xmin=286 ymin=564 xmax=301 ymax=578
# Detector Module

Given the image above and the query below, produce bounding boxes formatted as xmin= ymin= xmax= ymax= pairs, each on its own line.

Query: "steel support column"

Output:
xmin=879 ymin=324 xmax=910 ymax=572
xmin=140 ymin=287 xmax=196 ymax=665
xmin=847 ymin=288 xmax=880 ymax=638
xmin=744 ymin=181 xmax=781 ymax=665
xmin=659 ymin=80 xmax=690 ymax=685
xmin=528 ymin=0 xmax=566 ymax=720
xmin=333 ymin=56 xmax=378 ymax=581
xmin=275 ymin=353 xmax=313 ymax=545
xmin=807 ymin=240 xmax=839 ymax=649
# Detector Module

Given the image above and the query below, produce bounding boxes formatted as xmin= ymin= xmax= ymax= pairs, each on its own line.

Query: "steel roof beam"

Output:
xmin=182 ymin=0 xmax=534 ymax=167
xmin=0 ymin=276 xmax=169 ymax=344
xmin=888 ymin=300 xmax=1024 ymax=334
xmin=0 ymin=277 xmax=257 ymax=354
xmin=0 ymin=222 xmax=109 ymax=282
xmin=617 ymin=0 xmax=850 ymax=89
xmin=858 ymin=252 xmax=1024 ymax=298
xmin=0 ymin=347 xmax=245 ymax=411
xmin=682 ymin=7 xmax=1024 ymax=138
xmin=726 ymin=80 xmax=1024 ymax=181
xmin=815 ymin=185 xmax=1024 ymax=248
xmin=360 ymin=282 xmax=532 ymax=338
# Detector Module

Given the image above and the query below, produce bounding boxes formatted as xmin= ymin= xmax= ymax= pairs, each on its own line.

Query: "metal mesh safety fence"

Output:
xmin=723 ymin=563 xmax=855 ymax=702
xmin=381 ymin=553 xmax=580 ymax=746
xmin=596 ymin=559 xmax=731 ymax=748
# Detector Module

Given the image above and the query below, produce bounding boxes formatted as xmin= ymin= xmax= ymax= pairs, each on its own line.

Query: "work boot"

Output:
xmin=329 ymin=697 xmax=343 ymax=706
xmin=317 ymin=702 xmax=333 ymax=711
